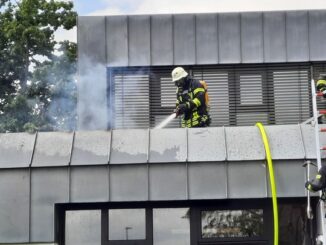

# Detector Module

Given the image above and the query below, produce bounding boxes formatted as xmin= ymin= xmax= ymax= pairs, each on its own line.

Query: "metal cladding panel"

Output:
xmin=149 ymin=164 xmax=187 ymax=200
xmin=0 ymin=132 xmax=35 ymax=168
xmin=300 ymin=124 xmax=326 ymax=159
xmin=149 ymin=129 xmax=187 ymax=163
xmin=71 ymin=131 xmax=110 ymax=166
xmin=65 ymin=210 xmax=101 ymax=245
xmin=151 ymin=15 xmax=173 ymax=65
xmin=218 ymin=13 xmax=241 ymax=64
xmin=173 ymin=14 xmax=196 ymax=65
xmin=195 ymin=14 xmax=218 ymax=64
xmin=31 ymin=168 xmax=69 ymax=242
xmin=106 ymin=16 xmax=128 ymax=67
xmin=286 ymin=11 xmax=309 ymax=62
xmin=188 ymin=128 xmax=226 ymax=162
xmin=263 ymin=12 xmax=286 ymax=62
xmin=264 ymin=125 xmax=305 ymax=160
xmin=309 ymin=10 xmax=326 ymax=61
xmin=188 ymin=163 xmax=227 ymax=199
xmin=110 ymin=165 xmax=148 ymax=201
xmin=267 ymin=160 xmax=305 ymax=197
xmin=70 ymin=166 xmax=109 ymax=202
xmin=32 ymin=132 xmax=73 ymax=167
xmin=0 ymin=170 xmax=29 ymax=243
xmin=128 ymin=15 xmax=151 ymax=66
xmin=77 ymin=16 xmax=107 ymax=131
xmin=228 ymin=161 xmax=267 ymax=198
xmin=110 ymin=129 xmax=148 ymax=164
xmin=240 ymin=12 xmax=263 ymax=63
xmin=225 ymin=126 xmax=265 ymax=161
xmin=77 ymin=16 xmax=106 ymax=66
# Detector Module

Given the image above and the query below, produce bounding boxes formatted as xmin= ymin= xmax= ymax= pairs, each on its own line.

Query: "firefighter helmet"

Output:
xmin=172 ymin=67 xmax=188 ymax=82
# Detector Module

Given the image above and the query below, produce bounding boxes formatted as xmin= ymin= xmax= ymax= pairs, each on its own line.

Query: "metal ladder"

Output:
xmin=310 ymin=76 xmax=326 ymax=244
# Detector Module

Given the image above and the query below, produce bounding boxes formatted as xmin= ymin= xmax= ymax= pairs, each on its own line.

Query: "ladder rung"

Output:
xmin=321 ymin=128 xmax=326 ymax=132
xmin=319 ymin=110 xmax=326 ymax=115
xmin=321 ymin=147 xmax=326 ymax=150
xmin=317 ymin=91 xmax=324 ymax=97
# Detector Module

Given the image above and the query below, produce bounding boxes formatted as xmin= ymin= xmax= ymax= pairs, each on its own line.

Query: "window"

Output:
xmin=108 ymin=63 xmax=314 ymax=128
xmin=201 ymin=209 xmax=264 ymax=238
xmin=153 ymin=208 xmax=190 ymax=245
xmin=108 ymin=209 xmax=146 ymax=240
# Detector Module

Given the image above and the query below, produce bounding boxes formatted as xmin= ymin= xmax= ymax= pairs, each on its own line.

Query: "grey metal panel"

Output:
xmin=65 ymin=210 xmax=101 ymax=245
xmin=128 ymin=15 xmax=151 ymax=66
xmin=31 ymin=168 xmax=69 ymax=242
xmin=228 ymin=161 xmax=267 ymax=198
xmin=71 ymin=131 xmax=110 ymax=166
xmin=286 ymin=11 xmax=309 ymax=62
xmin=106 ymin=16 xmax=128 ymax=66
xmin=110 ymin=165 xmax=148 ymax=201
xmin=263 ymin=12 xmax=286 ymax=62
xmin=70 ymin=166 xmax=109 ymax=202
xmin=309 ymin=10 xmax=326 ymax=61
xmin=32 ymin=132 xmax=73 ymax=167
xmin=188 ymin=128 xmax=226 ymax=162
xmin=149 ymin=163 xmax=187 ymax=200
xmin=77 ymin=16 xmax=106 ymax=65
xmin=264 ymin=125 xmax=305 ymax=160
xmin=267 ymin=160 xmax=305 ymax=197
xmin=225 ymin=126 xmax=265 ymax=161
xmin=195 ymin=14 xmax=218 ymax=64
xmin=110 ymin=129 xmax=148 ymax=164
xmin=188 ymin=163 xmax=227 ymax=199
xmin=240 ymin=12 xmax=263 ymax=63
xmin=149 ymin=129 xmax=187 ymax=163
xmin=218 ymin=13 xmax=241 ymax=64
xmin=0 ymin=169 xmax=29 ymax=243
xmin=0 ymin=132 xmax=35 ymax=168
xmin=151 ymin=15 xmax=173 ymax=66
xmin=173 ymin=14 xmax=196 ymax=65
xmin=300 ymin=124 xmax=326 ymax=159
xmin=77 ymin=16 xmax=108 ymax=130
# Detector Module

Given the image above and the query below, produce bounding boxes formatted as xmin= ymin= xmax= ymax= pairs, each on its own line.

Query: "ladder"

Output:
xmin=310 ymin=76 xmax=326 ymax=244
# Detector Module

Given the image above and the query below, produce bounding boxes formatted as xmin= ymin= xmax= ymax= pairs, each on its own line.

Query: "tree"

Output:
xmin=0 ymin=0 xmax=77 ymax=132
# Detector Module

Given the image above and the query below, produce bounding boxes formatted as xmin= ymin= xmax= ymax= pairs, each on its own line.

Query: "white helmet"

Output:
xmin=172 ymin=67 xmax=188 ymax=82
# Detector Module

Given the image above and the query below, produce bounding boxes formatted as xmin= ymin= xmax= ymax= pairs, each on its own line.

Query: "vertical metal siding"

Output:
xmin=151 ymin=15 xmax=173 ymax=66
xmin=173 ymin=15 xmax=196 ymax=65
xmin=309 ymin=10 xmax=326 ymax=61
xmin=286 ymin=11 xmax=309 ymax=62
xmin=106 ymin=16 xmax=128 ymax=67
xmin=240 ymin=12 xmax=264 ymax=63
xmin=128 ymin=16 xmax=151 ymax=66
xmin=195 ymin=14 xmax=218 ymax=64
xmin=263 ymin=12 xmax=287 ymax=62
xmin=218 ymin=13 xmax=241 ymax=63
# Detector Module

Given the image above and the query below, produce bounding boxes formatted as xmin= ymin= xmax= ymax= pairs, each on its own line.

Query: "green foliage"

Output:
xmin=0 ymin=0 xmax=77 ymax=133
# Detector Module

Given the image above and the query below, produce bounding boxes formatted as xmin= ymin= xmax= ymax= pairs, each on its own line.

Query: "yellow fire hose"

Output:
xmin=256 ymin=123 xmax=279 ymax=245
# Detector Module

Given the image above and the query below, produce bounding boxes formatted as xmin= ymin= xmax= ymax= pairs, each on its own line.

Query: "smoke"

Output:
xmin=77 ymin=58 xmax=150 ymax=130
xmin=77 ymin=58 xmax=108 ymax=130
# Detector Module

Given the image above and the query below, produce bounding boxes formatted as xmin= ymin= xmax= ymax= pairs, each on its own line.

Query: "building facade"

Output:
xmin=1 ymin=10 xmax=326 ymax=245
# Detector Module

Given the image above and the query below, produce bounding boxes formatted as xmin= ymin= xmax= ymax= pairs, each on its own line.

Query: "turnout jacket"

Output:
xmin=176 ymin=78 xmax=210 ymax=128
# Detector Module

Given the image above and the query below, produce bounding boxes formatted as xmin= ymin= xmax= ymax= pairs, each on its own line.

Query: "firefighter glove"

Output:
xmin=175 ymin=103 xmax=188 ymax=116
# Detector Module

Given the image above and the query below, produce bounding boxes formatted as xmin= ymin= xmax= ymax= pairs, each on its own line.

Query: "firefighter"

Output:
xmin=316 ymin=74 xmax=326 ymax=98
xmin=305 ymin=165 xmax=326 ymax=192
xmin=172 ymin=67 xmax=211 ymax=128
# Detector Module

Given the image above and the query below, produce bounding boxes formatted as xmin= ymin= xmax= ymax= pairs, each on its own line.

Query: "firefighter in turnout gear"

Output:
xmin=305 ymin=165 xmax=326 ymax=192
xmin=172 ymin=67 xmax=211 ymax=128
xmin=316 ymin=74 xmax=326 ymax=98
